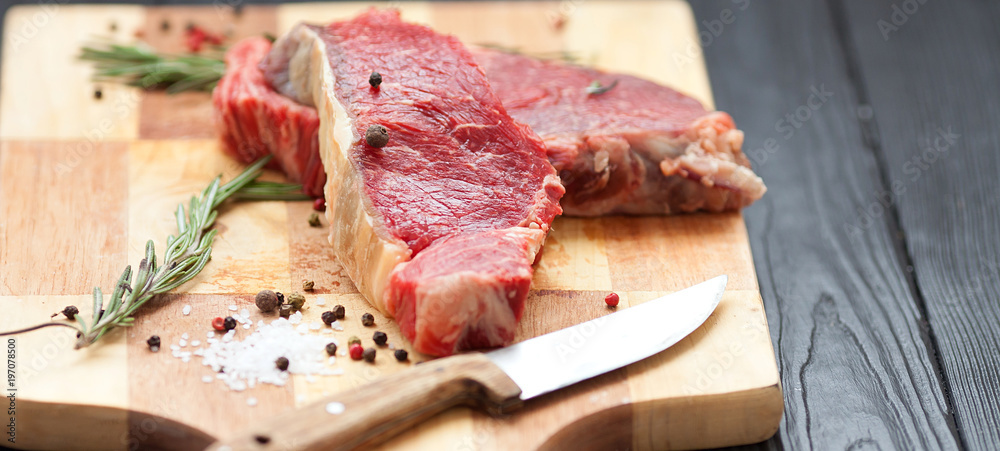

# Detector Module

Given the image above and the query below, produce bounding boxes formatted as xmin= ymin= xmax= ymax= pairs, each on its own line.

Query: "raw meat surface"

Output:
xmin=260 ymin=10 xmax=562 ymax=355
xmin=212 ymin=37 xmax=323 ymax=196
xmin=475 ymin=49 xmax=766 ymax=216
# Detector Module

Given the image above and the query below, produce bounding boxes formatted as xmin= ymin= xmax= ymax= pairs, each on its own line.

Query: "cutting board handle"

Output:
xmin=207 ymin=353 xmax=522 ymax=451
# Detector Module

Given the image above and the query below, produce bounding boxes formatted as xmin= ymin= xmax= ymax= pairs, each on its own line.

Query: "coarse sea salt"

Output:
xmin=182 ymin=305 xmax=192 ymax=316
xmin=315 ymin=297 xmax=326 ymax=306
xmin=190 ymin=340 xmax=201 ymax=347
xmin=228 ymin=305 xmax=238 ymax=311
xmin=247 ymin=397 xmax=258 ymax=407
xmin=195 ymin=317 xmax=341 ymax=391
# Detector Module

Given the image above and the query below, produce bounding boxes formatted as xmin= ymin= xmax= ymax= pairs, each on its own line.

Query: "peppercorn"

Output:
xmin=308 ymin=212 xmax=322 ymax=227
xmin=365 ymin=124 xmax=389 ymax=148
xmin=362 ymin=347 xmax=376 ymax=363
xmin=361 ymin=312 xmax=375 ymax=327
xmin=325 ymin=342 xmax=338 ymax=356
xmin=255 ymin=289 xmax=279 ymax=313
xmin=604 ymin=292 xmax=620 ymax=308
xmin=302 ymin=279 xmax=315 ymax=291
xmin=347 ymin=336 xmax=361 ymax=347
xmin=254 ymin=435 xmax=270 ymax=445
xmin=321 ymin=311 xmax=337 ymax=326
xmin=286 ymin=292 xmax=306 ymax=312
xmin=160 ymin=19 xmax=170 ymax=32
xmin=394 ymin=349 xmax=408 ymax=362
xmin=146 ymin=335 xmax=161 ymax=352
xmin=61 ymin=305 xmax=80 ymax=320
xmin=93 ymin=88 xmax=103 ymax=100
xmin=312 ymin=197 xmax=325 ymax=212
xmin=276 ymin=292 xmax=285 ymax=305
xmin=369 ymin=71 xmax=382 ymax=88
xmin=372 ymin=331 xmax=388 ymax=346
xmin=211 ymin=317 xmax=226 ymax=331
xmin=349 ymin=344 xmax=364 ymax=360
xmin=275 ymin=356 xmax=289 ymax=371
xmin=223 ymin=316 xmax=237 ymax=331
xmin=279 ymin=305 xmax=293 ymax=318
xmin=332 ymin=304 xmax=346 ymax=319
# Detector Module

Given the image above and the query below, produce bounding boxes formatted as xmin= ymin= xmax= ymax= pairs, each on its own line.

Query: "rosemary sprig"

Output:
xmin=0 ymin=156 xmax=308 ymax=348
xmin=79 ymin=43 xmax=226 ymax=94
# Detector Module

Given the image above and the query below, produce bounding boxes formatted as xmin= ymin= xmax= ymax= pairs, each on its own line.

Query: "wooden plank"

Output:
xmin=0 ymin=141 xmax=129 ymax=296
xmin=837 ymin=0 xmax=1000 ymax=448
xmin=690 ymin=0 xmax=961 ymax=449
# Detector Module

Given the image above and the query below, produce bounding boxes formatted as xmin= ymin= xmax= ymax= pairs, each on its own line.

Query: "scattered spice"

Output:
xmin=321 ymin=311 xmax=337 ymax=326
xmin=365 ymin=124 xmax=389 ymax=148
xmin=332 ymin=304 xmax=346 ymax=320
xmin=362 ymin=347 xmax=376 ymax=363
xmin=263 ymin=32 xmax=276 ymax=43
xmin=302 ymin=279 xmax=315 ymax=291
xmin=279 ymin=305 xmax=293 ymax=318
xmin=146 ymin=335 xmax=161 ymax=352
xmin=211 ymin=317 xmax=226 ymax=331
xmin=325 ymin=342 xmax=338 ymax=356
xmin=276 ymin=292 xmax=285 ymax=305
xmin=361 ymin=312 xmax=375 ymax=327
xmin=184 ymin=24 xmax=224 ymax=53
xmin=275 ymin=356 xmax=290 ymax=371
xmin=61 ymin=305 xmax=80 ymax=320
xmin=93 ymin=88 xmax=103 ymax=100
xmin=347 ymin=336 xmax=361 ymax=347
xmin=223 ymin=316 xmax=238 ymax=331
xmin=369 ymin=71 xmax=382 ymax=88
xmin=349 ymin=344 xmax=364 ymax=360
xmin=160 ymin=19 xmax=170 ymax=32
xmin=585 ymin=79 xmax=619 ymax=96
xmin=394 ymin=349 xmax=408 ymax=362
xmin=308 ymin=212 xmax=322 ymax=227
xmin=255 ymin=290 xmax=280 ymax=313
xmin=286 ymin=292 xmax=306 ymax=312
xmin=372 ymin=331 xmax=388 ymax=346
xmin=312 ymin=197 xmax=325 ymax=211
xmin=604 ymin=292 xmax=620 ymax=308
xmin=109 ymin=22 xmax=117 ymax=32
xmin=254 ymin=435 xmax=270 ymax=445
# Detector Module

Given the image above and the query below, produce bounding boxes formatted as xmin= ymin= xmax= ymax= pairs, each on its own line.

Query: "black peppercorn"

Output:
xmin=321 ymin=311 xmax=337 ymax=326
xmin=94 ymin=89 xmax=103 ymax=100
xmin=146 ymin=335 xmax=161 ymax=352
xmin=361 ymin=312 xmax=375 ymax=327
xmin=255 ymin=289 xmax=279 ymax=313
xmin=254 ymin=435 xmax=270 ymax=444
xmin=325 ymin=342 xmax=338 ymax=356
xmin=276 ymin=292 xmax=285 ymax=305
xmin=362 ymin=347 xmax=376 ymax=363
xmin=332 ymin=304 xmax=346 ymax=319
xmin=223 ymin=316 xmax=237 ymax=331
xmin=61 ymin=305 xmax=80 ymax=320
xmin=372 ymin=331 xmax=387 ymax=346
xmin=160 ymin=19 xmax=170 ymax=32
xmin=394 ymin=349 xmax=408 ymax=362
xmin=275 ymin=356 xmax=289 ymax=371
xmin=365 ymin=125 xmax=389 ymax=148
xmin=369 ymin=71 xmax=382 ymax=88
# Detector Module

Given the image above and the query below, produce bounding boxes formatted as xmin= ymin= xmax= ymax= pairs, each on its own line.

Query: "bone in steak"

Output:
xmin=257 ymin=10 xmax=563 ymax=356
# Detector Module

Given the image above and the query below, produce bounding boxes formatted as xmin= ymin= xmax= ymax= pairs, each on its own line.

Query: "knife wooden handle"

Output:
xmin=207 ymin=353 xmax=522 ymax=451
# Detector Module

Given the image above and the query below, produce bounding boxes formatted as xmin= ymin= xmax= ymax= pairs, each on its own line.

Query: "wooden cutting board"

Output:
xmin=0 ymin=2 xmax=782 ymax=450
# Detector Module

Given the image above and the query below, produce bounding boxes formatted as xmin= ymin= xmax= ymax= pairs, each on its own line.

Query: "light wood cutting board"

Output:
xmin=0 ymin=2 xmax=782 ymax=450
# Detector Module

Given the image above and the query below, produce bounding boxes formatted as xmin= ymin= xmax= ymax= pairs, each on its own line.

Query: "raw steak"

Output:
xmin=474 ymin=49 xmax=766 ymax=216
xmin=212 ymin=37 xmax=324 ymax=197
xmin=259 ymin=10 xmax=563 ymax=355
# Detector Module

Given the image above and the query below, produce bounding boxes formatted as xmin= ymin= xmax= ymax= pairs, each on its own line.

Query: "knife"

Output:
xmin=209 ymin=275 xmax=727 ymax=451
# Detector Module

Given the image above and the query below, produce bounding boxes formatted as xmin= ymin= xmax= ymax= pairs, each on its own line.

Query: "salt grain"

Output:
xmin=191 ymin=340 xmax=201 ymax=347
xmin=288 ymin=312 xmax=303 ymax=325
xmin=202 ymin=376 xmax=213 ymax=383
xmin=179 ymin=340 xmax=187 ymax=347
xmin=207 ymin=331 xmax=216 ymax=338
xmin=181 ymin=332 xmax=189 ymax=340
xmin=228 ymin=305 xmax=238 ymax=311
xmin=243 ymin=324 xmax=251 ymax=330
xmin=182 ymin=305 xmax=192 ymax=316
xmin=247 ymin=397 xmax=258 ymax=407
xmin=240 ymin=308 xmax=250 ymax=318
xmin=325 ymin=402 xmax=345 ymax=415
xmin=309 ymin=322 xmax=321 ymax=331
xmin=315 ymin=297 xmax=326 ymax=306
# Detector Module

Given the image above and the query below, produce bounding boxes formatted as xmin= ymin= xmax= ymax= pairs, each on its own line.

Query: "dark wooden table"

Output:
xmin=1 ymin=0 xmax=996 ymax=449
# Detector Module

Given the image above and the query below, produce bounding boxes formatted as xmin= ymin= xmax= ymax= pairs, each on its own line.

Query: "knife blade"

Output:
xmin=210 ymin=275 xmax=727 ymax=451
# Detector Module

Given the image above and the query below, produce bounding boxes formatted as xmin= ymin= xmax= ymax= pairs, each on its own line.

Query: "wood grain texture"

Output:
xmin=691 ymin=0 xmax=961 ymax=449
xmin=0 ymin=3 xmax=782 ymax=450
xmin=837 ymin=0 xmax=1000 ymax=448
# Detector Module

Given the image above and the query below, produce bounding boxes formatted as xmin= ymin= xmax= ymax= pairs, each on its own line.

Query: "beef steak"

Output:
xmin=259 ymin=10 xmax=563 ymax=355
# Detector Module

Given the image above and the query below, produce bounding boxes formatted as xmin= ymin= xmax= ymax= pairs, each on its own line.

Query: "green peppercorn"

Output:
xmin=325 ymin=342 xmax=338 ymax=356
xmin=394 ymin=349 xmax=408 ymax=362
xmin=332 ymin=304 xmax=346 ymax=319
xmin=279 ymin=304 xmax=293 ymax=318
xmin=223 ymin=316 xmax=237 ymax=331
xmin=146 ymin=335 xmax=161 ymax=352
xmin=286 ymin=292 xmax=306 ymax=312
xmin=302 ymin=279 xmax=315 ymax=291
xmin=255 ymin=289 xmax=279 ymax=313
xmin=348 ymin=336 xmax=361 ymax=347
xmin=275 ymin=356 xmax=289 ymax=371
xmin=308 ymin=212 xmax=322 ymax=227
xmin=373 ymin=331 xmax=388 ymax=346
xmin=362 ymin=347 xmax=376 ymax=363
xmin=361 ymin=312 xmax=375 ymax=327
xmin=321 ymin=311 xmax=337 ymax=326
